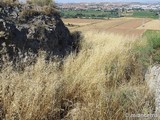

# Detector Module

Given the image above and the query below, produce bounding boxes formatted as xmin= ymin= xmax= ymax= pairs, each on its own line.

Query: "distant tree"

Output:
xmin=91 ymin=14 xmax=95 ymax=17
xmin=75 ymin=13 xmax=83 ymax=18
xmin=122 ymin=8 xmax=125 ymax=13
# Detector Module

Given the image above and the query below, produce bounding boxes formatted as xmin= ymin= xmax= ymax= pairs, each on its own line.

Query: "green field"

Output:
xmin=60 ymin=9 xmax=120 ymax=19
xmin=132 ymin=10 xmax=159 ymax=19
xmin=60 ymin=9 xmax=160 ymax=19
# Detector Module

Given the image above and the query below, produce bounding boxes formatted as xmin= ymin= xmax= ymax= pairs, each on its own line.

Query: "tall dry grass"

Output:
xmin=0 ymin=31 xmax=155 ymax=120
xmin=28 ymin=0 xmax=54 ymax=6
xmin=1 ymin=0 xmax=16 ymax=3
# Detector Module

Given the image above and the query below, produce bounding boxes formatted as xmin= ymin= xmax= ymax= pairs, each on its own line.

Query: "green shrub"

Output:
xmin=144 ymin=30 xmax=160 ymax=49
xmin=134 ymin=30 xmax=160 ymax=65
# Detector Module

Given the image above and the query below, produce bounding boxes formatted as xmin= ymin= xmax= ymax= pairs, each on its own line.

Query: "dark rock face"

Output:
xmin=0 ymin=2 xmax=79 ymax=67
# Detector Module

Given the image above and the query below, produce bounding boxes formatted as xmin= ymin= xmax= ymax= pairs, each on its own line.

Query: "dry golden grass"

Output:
xmin=0 ymin=31 xmax=155 ymax=120
xmin=29 ymin=0 xmax=54 ymax=6
xmin=62 ymin=18 xmax=105 ymax=30
xmin=62 ymin=18 xmax=104 ymax=26
xmin=1 ymin=0 xmax=17 ymax=3
xmin=0 ymin=0 xmax=19 ymax=5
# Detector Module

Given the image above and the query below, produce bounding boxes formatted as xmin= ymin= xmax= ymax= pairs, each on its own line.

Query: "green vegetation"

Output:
xmin=61 ymin=9 xmax=159 ymax=19
xmin=60 ymin=9 xmax=121 ymax=19
xmin=144 ymin=30 xmax=160 ymax=49
xmin=144 ymin=30 xmax=160 ymax=62
xmin=135 ymin=30 xmax=160 ymax=67
xmin=131 ymin=10 xmax=159 ymax=19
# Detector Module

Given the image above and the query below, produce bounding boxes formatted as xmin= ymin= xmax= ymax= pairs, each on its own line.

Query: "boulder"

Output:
xmin=145 ymin=65 xmax=160 ymax=115
xmin=145 ymin=65 xmax=160 ymax=92
xmin=0 ymin=2 xmax=80 ymax=67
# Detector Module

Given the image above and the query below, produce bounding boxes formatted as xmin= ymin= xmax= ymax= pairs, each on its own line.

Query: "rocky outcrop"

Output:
xmin=145 ymin=65 xmax=160 ymax=115
xmin=145 ymin=65 xmax=160 ymax=92
xmin=0 ymin=2 xmax=80 ymax=67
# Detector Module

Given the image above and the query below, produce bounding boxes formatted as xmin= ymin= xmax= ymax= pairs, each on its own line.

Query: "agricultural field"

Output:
xmin=138 ymin=20 xmax=160 ymax=30
xmin=60 ymin=9 xmax=119 ymax=19
xmin=131 ymin=10 xmax=159 ymax=19
xmin=63 ymin=18 xmax=104 ymax=26
xmin=60 ymin=9 xmax=159 ymax=19
xmin=62 ymin=18 xmax=105 ymax=29
xmin=63 ymin=17 xmax=155 ymax=36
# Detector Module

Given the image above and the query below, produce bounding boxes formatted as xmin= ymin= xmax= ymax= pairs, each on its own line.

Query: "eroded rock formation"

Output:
xmin=0 ymin=2 xmax=80 ymax=67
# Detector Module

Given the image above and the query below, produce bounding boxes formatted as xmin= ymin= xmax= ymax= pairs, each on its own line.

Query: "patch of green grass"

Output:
xmin=144 ymin=30 xmax=160 ymax=62
xmin=143 ymin=30 xmax=160 ymax=49
xmin=134 ymin=30 xmax=160 ymax=66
